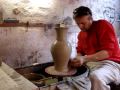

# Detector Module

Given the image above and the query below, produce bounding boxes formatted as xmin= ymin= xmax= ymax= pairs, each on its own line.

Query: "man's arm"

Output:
xmin=84 ymin=50 xmax=109 ymax=63
xmin=70 ymin=50 xmax=109 ymax=67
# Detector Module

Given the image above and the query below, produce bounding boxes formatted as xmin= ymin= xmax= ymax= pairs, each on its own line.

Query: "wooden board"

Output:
xmin=0 ymin=62 xmax=39 ymax=90
xmin=0 ymin=68 xmax=20 ymax=90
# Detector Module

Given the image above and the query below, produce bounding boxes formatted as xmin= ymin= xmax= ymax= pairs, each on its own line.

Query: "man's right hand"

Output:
xmin=69 ymin=56 xmax=85 ymax=68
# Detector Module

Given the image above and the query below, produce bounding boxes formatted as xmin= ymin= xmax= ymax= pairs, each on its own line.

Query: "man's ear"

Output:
xmin=88 ymin=15 xmax=93 ymax=20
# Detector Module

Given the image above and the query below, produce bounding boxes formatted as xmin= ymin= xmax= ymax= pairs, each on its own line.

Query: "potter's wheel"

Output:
xmin=45 ymin=66 xmax=77 ymax=76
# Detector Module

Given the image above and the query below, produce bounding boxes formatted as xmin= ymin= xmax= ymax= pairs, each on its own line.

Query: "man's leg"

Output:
xmin=87 ymin=60 xmax=120 ymax=90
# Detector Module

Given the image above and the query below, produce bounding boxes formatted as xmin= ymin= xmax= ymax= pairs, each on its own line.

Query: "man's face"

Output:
xmin=75 ymin=15 xmax=93 ymax=31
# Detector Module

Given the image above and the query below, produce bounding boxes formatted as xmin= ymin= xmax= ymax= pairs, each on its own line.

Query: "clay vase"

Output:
xmin=45 ymin=25 xmax=76 ymax=76
xmin=51 ymin=26 xmax=72 ymax=72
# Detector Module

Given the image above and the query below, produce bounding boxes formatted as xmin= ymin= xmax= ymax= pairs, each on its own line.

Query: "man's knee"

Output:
xmin=89 ymin=72 xmax=111 ymax=90
xmin=89 ymin=72 xmax=104 ymax=83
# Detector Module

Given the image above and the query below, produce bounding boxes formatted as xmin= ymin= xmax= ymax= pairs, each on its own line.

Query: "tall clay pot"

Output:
xmin=51 ymin=27 xmax=72 ymax=72
xmin=45 ymin=25 xmax=76 ymax=76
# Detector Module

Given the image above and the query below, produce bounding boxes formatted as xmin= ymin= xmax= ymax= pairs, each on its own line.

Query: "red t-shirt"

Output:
xmin=76 ymin=20 xmax=120 ymax=63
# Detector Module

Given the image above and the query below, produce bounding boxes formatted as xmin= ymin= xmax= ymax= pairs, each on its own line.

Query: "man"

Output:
xmin=70 ymin=6 xmax=120 ymax=90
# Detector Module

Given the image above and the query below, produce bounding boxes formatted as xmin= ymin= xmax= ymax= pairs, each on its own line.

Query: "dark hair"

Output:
xmin=73 ymin=6 xmax=92 ymax=18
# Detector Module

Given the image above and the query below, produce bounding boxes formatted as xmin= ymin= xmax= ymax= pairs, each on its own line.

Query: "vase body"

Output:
xmin=51 ymin=27 xmax=72 ymax=72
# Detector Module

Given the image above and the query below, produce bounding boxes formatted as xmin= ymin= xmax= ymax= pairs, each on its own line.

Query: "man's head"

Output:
xmin=73 ymin=6 xmax=93 ymax=31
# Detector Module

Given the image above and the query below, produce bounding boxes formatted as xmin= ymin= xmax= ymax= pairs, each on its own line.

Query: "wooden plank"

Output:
xmin=1 ymin=62 xmax=39 ymax=90
xmin=0 ymin=68 xmax=20 ymax=90
xmin=0 ymin=22 xmax=45 ymax=27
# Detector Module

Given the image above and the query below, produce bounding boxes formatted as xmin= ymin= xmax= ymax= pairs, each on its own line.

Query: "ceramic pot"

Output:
xmin=51 ymin=26 xmax=72 ymax=72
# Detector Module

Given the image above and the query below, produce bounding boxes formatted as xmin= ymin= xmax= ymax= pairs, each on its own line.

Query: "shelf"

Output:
xmin=0 ymin=22 xmax=45 ymax=27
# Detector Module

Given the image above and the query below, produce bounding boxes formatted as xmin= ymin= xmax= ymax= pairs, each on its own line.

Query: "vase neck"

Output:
xmin=55 ymin=28 xmax=68 ymax=41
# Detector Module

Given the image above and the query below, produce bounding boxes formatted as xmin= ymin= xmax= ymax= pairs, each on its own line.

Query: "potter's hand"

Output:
xmin=69 ymin=56 xmax=86 ymax=68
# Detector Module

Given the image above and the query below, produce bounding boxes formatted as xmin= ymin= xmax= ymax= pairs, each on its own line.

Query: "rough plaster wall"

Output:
xmin=0 ymin=0 xmax=120 ymax=68
xmin=0 ymin=0 xmax=64 ymax=23
xmin=0 ymin=27 xmax=56 ymax=68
